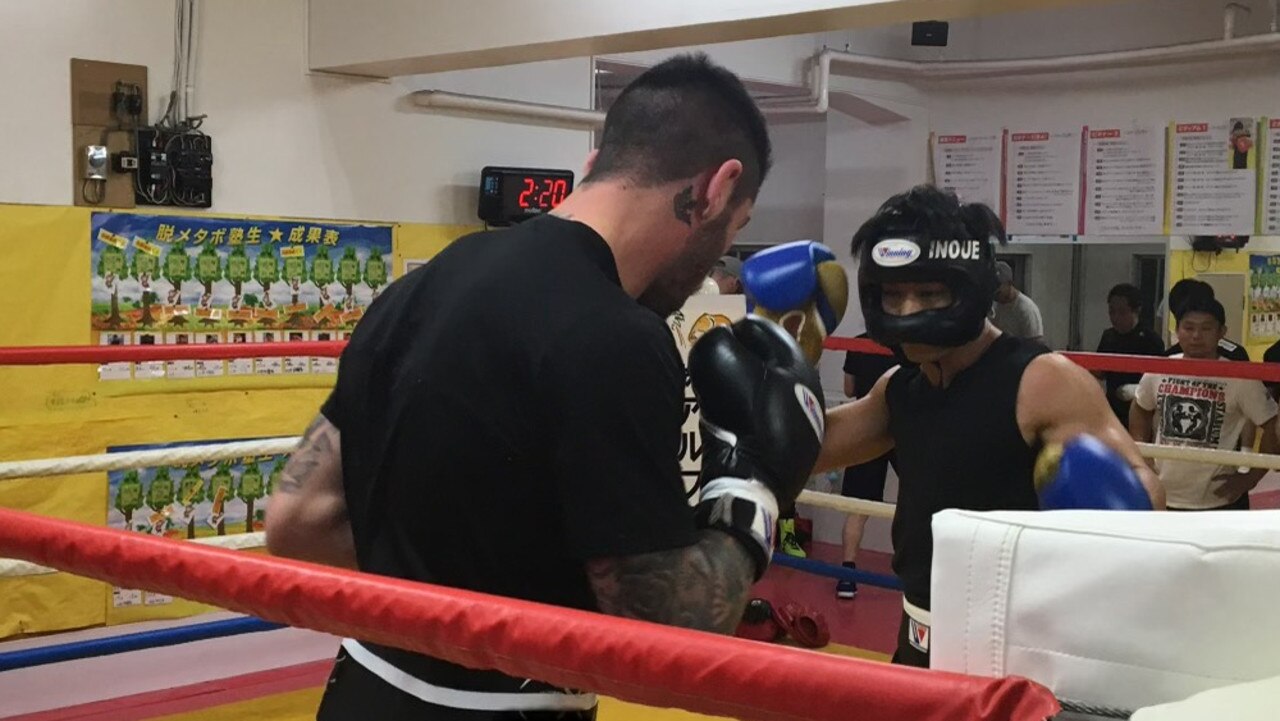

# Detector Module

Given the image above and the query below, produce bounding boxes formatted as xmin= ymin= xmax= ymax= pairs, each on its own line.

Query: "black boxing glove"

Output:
xmin=688 ymin=316 xmax=827 ymax=578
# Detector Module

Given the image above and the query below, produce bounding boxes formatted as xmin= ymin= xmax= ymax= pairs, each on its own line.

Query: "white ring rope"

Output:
xmin=797 ymin=490 xmax=897 ymax=519
xmin=0 ymin=437 xmax=301 ymax=480
xmin=1135 ymin=441 xmax=1280 ymax=469
xmin=2 ymin=438 xmax=1276 ymax=483
xmin=0 ymin=439 xmax=1275 ymax=576
xmin=0 ymin=531 xmax=265 ymax=577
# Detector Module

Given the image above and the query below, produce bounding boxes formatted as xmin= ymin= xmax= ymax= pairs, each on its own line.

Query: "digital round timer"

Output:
xmin=477 ymin=166 xmax=575 ymax=225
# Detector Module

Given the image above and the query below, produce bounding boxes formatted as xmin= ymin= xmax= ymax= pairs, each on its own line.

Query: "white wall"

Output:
xmin=604 ymin=32 xmax=848 ymax=86
xmin=738 ymin=117 xmax=829 ymax=247
xmin=922 ymin=2 xmax=1280 ymax=141
xmin=307 ymin=0 xmax=1065 ymax=76
xmin=0 ymin=0 xmax=591 ymax=224
xmin=900 ymin=0 xmax=1277 ymax=61
xmin=0 ymin=1 xmax=174 ymax=209
xmin=0 ymin=4 xmax=868 ymax=228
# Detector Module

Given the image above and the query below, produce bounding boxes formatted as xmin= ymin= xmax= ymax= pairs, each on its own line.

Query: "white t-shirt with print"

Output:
xmin=1134 ymin=357 xmax=1278 ymax=509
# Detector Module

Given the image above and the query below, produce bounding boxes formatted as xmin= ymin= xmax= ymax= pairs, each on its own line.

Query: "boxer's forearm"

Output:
xmin=265 ymin=415 xmax=358 ymax=569
xmin=263 ymin=496 xmax=358 ymax=571
xmin=585 ymin=530 xmax=754 ymax=635
xmin=814 ymin=376 xmax=894 ymax=473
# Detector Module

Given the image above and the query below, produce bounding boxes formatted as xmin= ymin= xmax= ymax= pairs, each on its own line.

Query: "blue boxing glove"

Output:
xmin=1034 ymin=434 xmax=1153 ymax=510
xmin=741 ymin=241 xmax=849 ymax=365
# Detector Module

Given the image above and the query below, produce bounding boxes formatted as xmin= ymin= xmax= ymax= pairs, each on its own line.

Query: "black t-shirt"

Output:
xmin=322 ymin=215 xmax=696 ymax=691
xmin=1165 ymin=338 xmax=1250 ymax=361
xmin=885 ymin=335 xmax=1047 ymax=610
xmin=1096 ymin=325 xmax=1165 ymax=419
xmin=842 ymin=333 xmax=898 ymax=399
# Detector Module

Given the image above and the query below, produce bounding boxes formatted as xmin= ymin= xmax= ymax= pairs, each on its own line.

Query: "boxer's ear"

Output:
xmin=701 ymin=159 xmax=744 ymax=221
xmin=581 ymin=149 xmax=600 ymax=178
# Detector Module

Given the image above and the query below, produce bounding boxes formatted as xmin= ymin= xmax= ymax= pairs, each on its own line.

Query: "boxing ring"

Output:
xmin=2 ymin=339 xmax=1280 ymax=720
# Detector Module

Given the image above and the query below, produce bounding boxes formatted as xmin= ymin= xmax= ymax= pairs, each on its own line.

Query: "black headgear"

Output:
xmin=854 ymin=187 xmax=1002 ymax=348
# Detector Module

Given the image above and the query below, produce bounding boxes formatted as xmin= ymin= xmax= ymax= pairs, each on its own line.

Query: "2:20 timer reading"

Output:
xmin=515 ymin=176 xmax=571 ymax=210
xmin=478 ymin=166 xmax=575 ymax=225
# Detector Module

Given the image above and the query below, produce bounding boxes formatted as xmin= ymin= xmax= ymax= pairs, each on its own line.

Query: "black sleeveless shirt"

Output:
xmin=886 ymin=334 xmax=1048 ymax=610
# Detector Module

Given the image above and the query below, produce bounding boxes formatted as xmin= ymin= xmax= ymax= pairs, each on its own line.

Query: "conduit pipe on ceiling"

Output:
xmin=409 ymin=89 xmax=606 ymax=129
xmin=408 ymin=30 xmax=1280 ymax=126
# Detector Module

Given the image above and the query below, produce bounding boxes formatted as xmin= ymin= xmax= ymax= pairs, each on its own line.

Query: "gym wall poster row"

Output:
xmin=90 ymin=212 xmax=392 ymax=381
xmin=106 ymin=438 xmax=289 ymax=608
xmin=931 ymin=117 xmax=1280 ymax=237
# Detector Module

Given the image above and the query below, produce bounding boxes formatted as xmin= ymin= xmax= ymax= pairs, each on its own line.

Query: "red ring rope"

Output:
xmin=0 ymin=507 xmax=1058 ymax=721
xmin=1 ymin=337 xmax=1276 ymax=382
xmin=0 ymin=341 xmax=344 ymax=365
xmin=822 ymin=336 xmax=1280 ymax=383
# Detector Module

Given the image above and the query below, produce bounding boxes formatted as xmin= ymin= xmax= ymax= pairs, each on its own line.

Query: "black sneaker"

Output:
xmin=836 ymin=563 xmax=858 ymax=599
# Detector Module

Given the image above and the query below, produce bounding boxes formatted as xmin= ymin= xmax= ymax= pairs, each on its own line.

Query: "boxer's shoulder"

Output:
xmin=1020 ymin=353 xmax=1094 ymax=405
xmin=1017 ymin=352 xmax=1114 ymax=440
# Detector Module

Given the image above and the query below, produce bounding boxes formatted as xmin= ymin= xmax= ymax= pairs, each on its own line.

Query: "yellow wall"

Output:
xmin=0 ymin=203 xmax=474 ymax=637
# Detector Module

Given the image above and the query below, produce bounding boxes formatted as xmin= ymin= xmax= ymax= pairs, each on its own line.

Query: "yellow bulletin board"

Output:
xmin=0 ymin=203 xmax=475 ymax=638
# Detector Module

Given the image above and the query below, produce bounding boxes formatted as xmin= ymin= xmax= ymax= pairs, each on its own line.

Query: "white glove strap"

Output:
xmin=694 ymin=477 xmax=780 ymax=579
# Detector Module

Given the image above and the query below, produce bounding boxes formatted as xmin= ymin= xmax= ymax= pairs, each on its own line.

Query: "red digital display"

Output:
xmin=478 ymin=166 xmax=575 ymax=225
xmin=514 ymin=176 xmax=571 ymax=210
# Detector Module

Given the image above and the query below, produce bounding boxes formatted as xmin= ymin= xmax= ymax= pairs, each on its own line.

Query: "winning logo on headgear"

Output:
xmin=871 ymin=238 xmax=921 ymax=267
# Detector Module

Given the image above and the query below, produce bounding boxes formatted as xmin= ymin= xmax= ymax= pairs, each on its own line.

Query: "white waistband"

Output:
xmin=340 ymin=639 xmax=599 ymax=712
xmin=903 ymin=598 xmax=932 ymax=627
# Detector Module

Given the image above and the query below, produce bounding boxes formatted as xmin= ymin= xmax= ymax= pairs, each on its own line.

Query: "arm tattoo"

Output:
xmin=585 ymin=531 xmax=755 ymax=635
xmin=672 ymin=186 xmax=696 ymax=225
xmin=277 ymin=415 xmax=339 ymax=494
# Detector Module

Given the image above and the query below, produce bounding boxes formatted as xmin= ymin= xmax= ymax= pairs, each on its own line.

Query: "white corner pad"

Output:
xmin=929 ymin=508 xmax=1280 ymax=713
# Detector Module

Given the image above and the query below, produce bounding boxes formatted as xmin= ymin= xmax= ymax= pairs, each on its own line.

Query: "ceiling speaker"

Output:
xmin=912 ymin=21 xmax=949 ymax=47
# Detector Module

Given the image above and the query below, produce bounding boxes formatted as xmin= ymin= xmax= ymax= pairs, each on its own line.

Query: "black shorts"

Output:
xmin=317 ymin=648 xmax=598 ymax=721
xmin=891 ymin=610 xmax=929 ymax=669
xmin=841 ymin=451 xmax=896 ymax=502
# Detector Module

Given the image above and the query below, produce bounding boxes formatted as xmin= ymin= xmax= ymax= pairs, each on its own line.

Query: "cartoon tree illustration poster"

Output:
xmin=114 ymin=470 xmax=144 ymax=530
xmin=91 ymin=213 xmax=391 ymax=380
xmin=178 ymin=465 xmax=206 ymax=539
xmin=107 ymin=440 xmax=291 ymax=541
xmin=129 ymin=245 xmax=161 ymax=328
xmin=225 ymin=245 xmax=252 ymax=312
xmin=96 ymin=242 xmax=128 ymax=329
xmin=161 ymin=239 xmax=193 ymax=328
xmin=237 ymin=461 xmax=265 ymax=533
xmin=144 ymin=467 xmax=176 ymax=534
xmin=105 ymin=440 xmax=294 ymax=617
xmin=364 ymin=247 xmax=388 ymax=302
